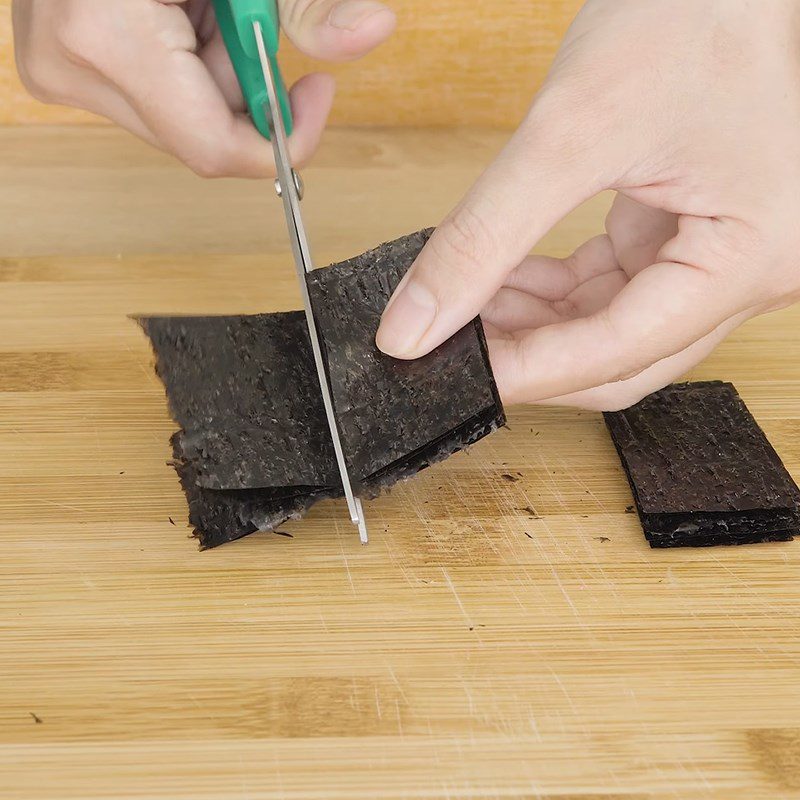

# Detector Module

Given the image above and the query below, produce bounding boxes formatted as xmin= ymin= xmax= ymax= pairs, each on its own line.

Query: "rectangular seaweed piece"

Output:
xmin=140 ymin=230 xmax=505 ymax=548
xmin=604 ymin=381 xmax=800 ymax=548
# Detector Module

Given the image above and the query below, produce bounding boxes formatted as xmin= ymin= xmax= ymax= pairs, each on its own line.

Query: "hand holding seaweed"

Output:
xmin=377 ymin=0 xmax=800 ymax=411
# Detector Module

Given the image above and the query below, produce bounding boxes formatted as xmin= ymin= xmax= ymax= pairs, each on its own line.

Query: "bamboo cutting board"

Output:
xmin=1 ymin=127 xmax=799 ymax=799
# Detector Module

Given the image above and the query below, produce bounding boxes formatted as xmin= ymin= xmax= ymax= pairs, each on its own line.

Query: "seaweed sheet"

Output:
xmin=604 ymin=381 xmax=800 ymax=548
xmin=307 ymin=229 xmax=500 ymax=482
xmin=140 ymin=230 xmax=505 ymax=548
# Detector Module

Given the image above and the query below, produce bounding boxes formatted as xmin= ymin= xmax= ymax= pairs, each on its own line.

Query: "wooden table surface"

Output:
xmin=1 ymin=127 xmax=799 ymax=800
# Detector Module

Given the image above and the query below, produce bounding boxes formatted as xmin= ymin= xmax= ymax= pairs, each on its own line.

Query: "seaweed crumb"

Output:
xmin=29 ymin=712 xmax=42 ymax=724
xmin=625 ymin=505 xmax=635 ymax=514
xmin=168 ymin=517 xmax=175 ymax=526
xmin=594 ymin=536 xmax=611 ymax=543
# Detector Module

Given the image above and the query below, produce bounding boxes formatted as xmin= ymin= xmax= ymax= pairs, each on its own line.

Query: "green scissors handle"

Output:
xmin=211 ymin=0 xmax=293 ymax=139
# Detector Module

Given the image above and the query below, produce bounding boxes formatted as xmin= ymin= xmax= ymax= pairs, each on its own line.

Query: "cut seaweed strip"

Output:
xmin=139 ymin=230 xmax=505 ymax=549
xmin=604 ymin=381 xmax=800 ymax=548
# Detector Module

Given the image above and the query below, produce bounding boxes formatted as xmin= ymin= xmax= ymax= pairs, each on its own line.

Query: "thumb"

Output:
xmin=279 ymin=0 xmax=396 ymax=62
xmin=375 ymin=107 xmax=611 ymax=360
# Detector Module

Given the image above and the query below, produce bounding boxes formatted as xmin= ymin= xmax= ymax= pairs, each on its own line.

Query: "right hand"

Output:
xmin=12 ymin=0 xmax=395 ymax=178
xmin=376 ymin=0 xmax=800 ymax=411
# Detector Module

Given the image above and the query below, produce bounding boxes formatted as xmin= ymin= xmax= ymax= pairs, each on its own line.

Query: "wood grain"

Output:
xmin=1 ymin=127 xmax=800 ymax=799
xmin=0 ymin=0 xmax=579 ymax=127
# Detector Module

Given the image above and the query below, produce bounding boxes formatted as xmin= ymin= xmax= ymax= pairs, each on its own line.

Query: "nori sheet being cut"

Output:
xmin=604 ymin=381 xmax=800 ymax=548
xmin=140 ymin=230 xmax=505 ymax=549
xmin=307 ymin=229 xmax=499 ymax=483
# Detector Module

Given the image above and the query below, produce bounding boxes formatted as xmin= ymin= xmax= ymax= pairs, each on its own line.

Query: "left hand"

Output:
xmin=12 ymin=0 xmax=395 ymax=178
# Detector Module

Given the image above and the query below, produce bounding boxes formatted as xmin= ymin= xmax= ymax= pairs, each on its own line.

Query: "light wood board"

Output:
xmin=1 ymin=126 xmax=799 ymax=799
xmin=0 ymin=0 xmax=580 ymax=127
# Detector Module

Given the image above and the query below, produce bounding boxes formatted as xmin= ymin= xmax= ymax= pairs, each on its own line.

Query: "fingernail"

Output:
xmin=376 ymin=280 xmax=438 ymax=358
xmin=328 ymin=0 xmax=386 ymax=30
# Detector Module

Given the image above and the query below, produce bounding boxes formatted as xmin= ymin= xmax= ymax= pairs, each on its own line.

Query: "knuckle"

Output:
xmin=14 ymin=1 xmax=91 ymax=102
xmin=16 ymin=50 xmax=67 ymax=104
xmin=55 ymin=8 xmax=104 ymax=67
xmin=290 ymin=147 xmax=312 ymax=171
xmin=433 ymin=206 xmax=494 ymax=280
xmin=187 ymin=154 xmax=227 ymax=179
xmin=481 ymin=290 xmax=506 ymax=323
xmin=717 ymin=219 xmax=764 ymax=261
xmin=595 ymin=311 xmax=650 ymax=385
xmin=180 ymin=139 xmax=232 ymax=179
xmin=552 ymin=296 xmax=580 ymax=320
xmin=527 ymin=82 xmax=592 ymax=149
xmin=525 ymin=74 xmax=628 ymax=187
xmin=279 ymin=0 xmax=319 ymax=42
xmin=15 ymin=58 xmax=50 ymax=101
xmin=183 ymin=123 xmax=245 ymax=179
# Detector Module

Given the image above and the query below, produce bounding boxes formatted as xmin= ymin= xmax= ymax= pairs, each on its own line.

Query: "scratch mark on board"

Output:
xmin=442 ymin=567 xmax=474 ymax=630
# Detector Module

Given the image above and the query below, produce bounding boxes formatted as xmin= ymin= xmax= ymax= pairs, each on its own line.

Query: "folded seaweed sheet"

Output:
xmin=604 ymin=381 xmax=800 ymax=548
xmin=140 ymin=230 xmax=505 ymax=548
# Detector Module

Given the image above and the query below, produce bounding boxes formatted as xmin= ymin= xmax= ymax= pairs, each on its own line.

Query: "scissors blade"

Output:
xmin=253 ymin=21 xmax=368 ymax=544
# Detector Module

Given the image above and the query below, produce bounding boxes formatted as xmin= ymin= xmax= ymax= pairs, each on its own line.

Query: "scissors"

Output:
xmin=212 ymin=0 xmax=369 ymax=544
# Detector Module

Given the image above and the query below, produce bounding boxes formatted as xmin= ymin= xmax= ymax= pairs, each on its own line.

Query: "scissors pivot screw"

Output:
xmin=274 ymin=170 xmax=304 ymax=201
